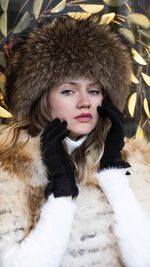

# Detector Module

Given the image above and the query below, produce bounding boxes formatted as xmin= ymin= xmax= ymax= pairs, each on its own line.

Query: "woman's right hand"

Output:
xmin=41 ymin=119 xmax=78 ymax=198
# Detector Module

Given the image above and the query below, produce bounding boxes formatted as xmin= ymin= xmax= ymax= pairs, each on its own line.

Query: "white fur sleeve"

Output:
xmin=0 ymin=195 xmax=76 ymax=267
xmin=97 ymin=168 xmax=150 ymax=267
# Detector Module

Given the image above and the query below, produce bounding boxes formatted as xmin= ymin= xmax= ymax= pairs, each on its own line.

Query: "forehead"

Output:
xmin=57 ymin=77 xmax=99 ymax=87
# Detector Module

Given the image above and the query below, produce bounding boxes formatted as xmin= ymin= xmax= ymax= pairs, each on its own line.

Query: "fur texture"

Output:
xmin=124 ymin=138 xmax=150 ymax=216
xmin=60 ymin=185 xmax=123 ymax=267
xmin=0 ymin=132 xmax=150 ymax=266
xmin=0 ymin=130 xmax=76 ymax=267
xmin=7 ymin=17 xmax=132 ymax=117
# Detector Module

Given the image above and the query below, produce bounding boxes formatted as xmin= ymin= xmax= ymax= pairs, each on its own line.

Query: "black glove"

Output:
xmin=97 ymin=97 xmax=131 ymax=170
xmin=41 ymin=119 xmax=79 ymax=198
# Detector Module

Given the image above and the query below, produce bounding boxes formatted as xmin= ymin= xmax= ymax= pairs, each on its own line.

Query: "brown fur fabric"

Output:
xmin=124 ymin=137 xmax=150 ymax=216
xmin=0 ymin=131 xmax=48 ymax=241
xmin=0 ymin=130 xmax=150 ymax=265
xmin=7 ymin=17 xmax=132 ymax=118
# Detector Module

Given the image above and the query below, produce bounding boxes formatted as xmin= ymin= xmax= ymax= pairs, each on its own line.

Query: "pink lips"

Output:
xmin=74 ymin=113 xmax=92 ymax=122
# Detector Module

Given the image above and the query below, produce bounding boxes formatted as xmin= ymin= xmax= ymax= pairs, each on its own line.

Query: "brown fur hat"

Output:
xmin=7 ymin=16 xmax=132 ymax=118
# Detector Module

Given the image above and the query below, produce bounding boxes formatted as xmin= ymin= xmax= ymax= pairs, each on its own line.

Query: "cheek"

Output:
xmin=93 ymin=95 xmax=103 ymax=113
xmin=48 ymin=97 xmax=70 ymax=121
xmin=49 ymin=104 xmax=65 ymax=119
xmin=93 ymin=95 xmax=103 ymax=122
xmin=48 ymin=96 xmax=60 ymax=119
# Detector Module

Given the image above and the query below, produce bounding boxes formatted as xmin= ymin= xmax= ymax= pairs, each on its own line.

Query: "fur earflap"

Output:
xmin=7 ymin=16 xmax=132 ymax=118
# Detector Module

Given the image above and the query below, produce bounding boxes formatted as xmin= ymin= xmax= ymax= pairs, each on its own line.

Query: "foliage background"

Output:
xmin=0 ymin=0 xmax=150 ymax=140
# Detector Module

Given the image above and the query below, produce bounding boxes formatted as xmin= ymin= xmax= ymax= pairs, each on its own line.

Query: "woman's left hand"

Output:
xmin=97 ymin=97 xmax=131 ymax=170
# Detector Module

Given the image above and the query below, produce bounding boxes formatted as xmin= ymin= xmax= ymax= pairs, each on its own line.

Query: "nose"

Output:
xmin=77 ymin=92 xmax=91 ymax=109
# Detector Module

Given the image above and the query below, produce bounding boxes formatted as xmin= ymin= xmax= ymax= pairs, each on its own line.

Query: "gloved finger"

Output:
xmin=42 ymin=120 xmax=67 ymax=142
xmin=97 ymin=106 xmax=124 ymax=127
xmin=98 ymin=105 xmax=123 ymax=120
xmin=57 ymin=128 xmax=70 ymax=142
xmin=98 ymin=107 xmax=124 ymax=124
xmin=41 ymin=118 xmax=60 ymax=140
xmin=41 ymin=129 xmax=69 ymax=157
xmin=101 ymin=97 xmax=123 ymax=118
xmin=44 ymin=121 xmax=69 ymax=142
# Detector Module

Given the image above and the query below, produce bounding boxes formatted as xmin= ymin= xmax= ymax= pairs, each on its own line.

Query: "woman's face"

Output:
xmin=48 ymin=78 xmax=103 ymax=139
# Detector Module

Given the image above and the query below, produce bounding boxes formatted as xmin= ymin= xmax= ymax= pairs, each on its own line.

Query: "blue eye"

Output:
xmin=61 ymin=89 xmax=75 ymax=95
xmin=89 ymin=89 xmax=100 ymax=95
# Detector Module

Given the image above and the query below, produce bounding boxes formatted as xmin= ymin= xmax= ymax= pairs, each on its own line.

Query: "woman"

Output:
xmin=0 ymin=17 xmax=150 ymax=267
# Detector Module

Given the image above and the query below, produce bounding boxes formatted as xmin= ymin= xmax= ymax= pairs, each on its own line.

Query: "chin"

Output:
xmin=69 ymin=126 xmax=94 ymax=138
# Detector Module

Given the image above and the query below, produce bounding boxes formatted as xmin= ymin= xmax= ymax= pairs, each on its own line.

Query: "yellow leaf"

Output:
xmin=102 ymin=0 xmax=126 ymax=7
xmin=33 ymin=0 xmax=43 ymax=19
xmin=51 ymin=0 xmax=66 ymax=13
xmin=128 ymin=92 xmax=137 ymax=117
xmin=143 ymin=98 xmax=150 ymax=118
xmin=0 ymin=12 xmax=7 ymax=37
xmin=116 ymin=15 xmax=125 ymax=22
xmin=0 ymin=0 xmax=9 ymax=12
xmin=131 ymin=48 xmax=147 ymax=66
xmin=112 ymin=20 xmax=121 ymax=25
xmin=0 ymin=106 xmax=12 ymax=118
xmin=130 ymin=73 xmax=139 ymax=84
xmin=141 ymin=72 xmax=150 ymax=86
xmin=119 ymin=28 xmax=135 ymax=44
xmin=135 ymin=125 xmax=144 ymax=139
xmin=127 ymin=13 xmax=150 ymax=29
xmin=100 ymin=12 xmax=115 ymax=25
xmin=13 ymin=12 xmax=30 ymax=34
xmin=67 ymin=12 xmax=91 ymax=20
xmin=0 ymin=72 xmax=6 ymax=83
xmin=0 ymin=72 xmax=6 ymax=91
xmin=80 ymin=4 xmax=104 ymax=13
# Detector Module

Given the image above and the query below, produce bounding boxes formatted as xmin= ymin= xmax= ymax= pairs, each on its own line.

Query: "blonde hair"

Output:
xmin=0 ymin=91 xmax=50 ymax=158
xmin=0 ymin=90 xmax=109 ymax=183
xmin=71 ymin=120 xmax=109 ymax=184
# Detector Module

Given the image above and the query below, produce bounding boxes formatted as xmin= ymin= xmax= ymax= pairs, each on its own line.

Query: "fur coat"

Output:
xmin=0 ymin=129 xmax=150 ymax=267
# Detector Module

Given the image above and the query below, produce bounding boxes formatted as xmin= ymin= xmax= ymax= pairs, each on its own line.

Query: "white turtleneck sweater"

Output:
xmin=1 ymin=136 xmax=150 ymax=267
xmin=64 ymin=135 xmax=87 ymax=154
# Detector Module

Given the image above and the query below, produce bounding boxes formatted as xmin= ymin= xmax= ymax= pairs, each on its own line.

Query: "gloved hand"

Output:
xmin=97 ymin=97 xmax=131 ymax=170
xmin=41 ymin=119 xmax=79 ymax=198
